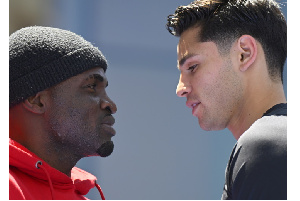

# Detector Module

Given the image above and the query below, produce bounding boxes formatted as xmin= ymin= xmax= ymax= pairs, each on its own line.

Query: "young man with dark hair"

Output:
xmin=9 ymin=26 xmax=117 ymax=200
xmin=166 ymin=0 xmax=287 ymax=199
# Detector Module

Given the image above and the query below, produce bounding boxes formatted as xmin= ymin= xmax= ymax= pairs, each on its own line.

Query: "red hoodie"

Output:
xmin=9 ymin=138 xmax=105 ymax=200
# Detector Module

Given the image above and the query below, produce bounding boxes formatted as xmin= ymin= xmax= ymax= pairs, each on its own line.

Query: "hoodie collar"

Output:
xmin=9 ymin=138 xmax=101 ymax=197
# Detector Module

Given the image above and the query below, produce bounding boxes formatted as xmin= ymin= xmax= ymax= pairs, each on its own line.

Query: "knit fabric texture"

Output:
xmin=9 ymin=26 xmax=108 ymax=108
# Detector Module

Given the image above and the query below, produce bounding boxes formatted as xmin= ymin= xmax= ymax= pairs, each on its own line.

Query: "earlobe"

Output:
xmin=22 ymin=92 xmax=47 ymax=114
xmin=238 ymin=35 xmax=257 ymax=72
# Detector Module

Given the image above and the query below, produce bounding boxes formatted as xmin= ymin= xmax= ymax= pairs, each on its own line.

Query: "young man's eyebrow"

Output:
xmin=178 ymin=54 xmax=197 ymax=69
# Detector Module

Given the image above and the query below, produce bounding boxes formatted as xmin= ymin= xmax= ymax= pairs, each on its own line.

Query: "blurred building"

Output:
xmin=9 ymin=0 xmax=287 ymax=199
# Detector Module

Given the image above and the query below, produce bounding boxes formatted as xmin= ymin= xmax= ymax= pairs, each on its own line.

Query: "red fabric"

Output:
xmin=9 ymin=138 xmax=105 ymax=200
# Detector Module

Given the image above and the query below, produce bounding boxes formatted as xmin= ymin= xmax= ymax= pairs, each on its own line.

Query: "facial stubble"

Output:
xmin=48 ymin=84 xmax=115 ymax=158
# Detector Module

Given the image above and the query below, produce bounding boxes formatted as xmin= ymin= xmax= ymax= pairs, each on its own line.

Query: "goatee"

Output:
xmin=96 ymin=141 xmax=114 ymax=157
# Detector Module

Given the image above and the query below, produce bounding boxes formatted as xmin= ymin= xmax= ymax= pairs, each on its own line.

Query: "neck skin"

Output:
xmin=228 ymin=81 xmax=286 ymax=140
xmin=227 ymin=44 xmax=286 ymax=140
xmin=9 ymin=105 xmax=78 ymax=177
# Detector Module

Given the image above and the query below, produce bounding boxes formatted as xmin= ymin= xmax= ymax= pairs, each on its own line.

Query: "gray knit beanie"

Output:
xmin=9 ymin=26 xmax=108 ymax=108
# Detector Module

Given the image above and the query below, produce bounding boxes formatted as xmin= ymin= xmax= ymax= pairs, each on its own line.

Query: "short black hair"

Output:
xmin=166 ymin=0 xmax=287 ymax=82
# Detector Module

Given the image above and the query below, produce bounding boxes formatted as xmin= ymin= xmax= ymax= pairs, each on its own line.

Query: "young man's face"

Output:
xmin=45 ymin=67 xmax=117 ymax=158
xmin=176 ymin=26 xmax=244 ymax=131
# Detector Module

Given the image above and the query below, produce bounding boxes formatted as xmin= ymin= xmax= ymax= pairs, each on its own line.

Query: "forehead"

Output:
xmin=177 ymin=27 xmax=202 ymax=64
xmin=177 ymin=27 xmax=217 ymax=67
xmin=178 ymin=26 xmax=200 ymax=48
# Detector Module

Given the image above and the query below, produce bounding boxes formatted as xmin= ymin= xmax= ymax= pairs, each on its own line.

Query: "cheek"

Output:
xmin=207 ymin=64 xmax=242 ymax=111
xmin=66 ymin=94 xmax=99 ymax=116
xmin=192 ymin=69 xmax=216 ymax=96
xmin=48 ymin=97 xmax=88 ymax=130
xmin=47 ymin=104 xmax=102 ymax=151
xmin=48 ymin=89 xmax=102 ymax=130
xmin=195 ymin=63 xmax=239 ymax=104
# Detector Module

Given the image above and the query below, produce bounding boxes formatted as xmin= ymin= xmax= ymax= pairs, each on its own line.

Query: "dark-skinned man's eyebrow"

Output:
xmin=85 ymin=74 xmax=108 ymax=87
xmin=86 ymin=74 xmax=104 ymax=82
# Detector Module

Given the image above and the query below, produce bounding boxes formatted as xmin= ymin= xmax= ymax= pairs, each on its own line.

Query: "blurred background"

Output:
xmin=9 ymin=0 xmax=287 ymax=199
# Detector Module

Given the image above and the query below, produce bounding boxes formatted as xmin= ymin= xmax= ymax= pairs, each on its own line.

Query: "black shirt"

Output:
xmin=221 ymin=103 xmax=287 ymax=200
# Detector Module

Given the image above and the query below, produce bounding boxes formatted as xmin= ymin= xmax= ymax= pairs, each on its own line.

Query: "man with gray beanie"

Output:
xmin=9 ymin=26 xmax=117 ymax=200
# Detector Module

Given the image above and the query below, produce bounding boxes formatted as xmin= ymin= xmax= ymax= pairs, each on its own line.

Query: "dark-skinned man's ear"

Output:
xmin=22 ymin=92 xmax=47 ymax=114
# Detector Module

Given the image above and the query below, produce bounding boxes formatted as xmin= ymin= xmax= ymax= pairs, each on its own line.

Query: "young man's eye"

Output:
xmin=188 ymin=64 xmax=198 ymax=72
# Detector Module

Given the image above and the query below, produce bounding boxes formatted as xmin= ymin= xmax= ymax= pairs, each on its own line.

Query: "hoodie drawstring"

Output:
xmin=95 ymin=181 xmax=105 ymax=200
xmin=36 ymin=161 xmax=55 ymax=200
xmin=35 ymin=161 xmax=104 ymax=200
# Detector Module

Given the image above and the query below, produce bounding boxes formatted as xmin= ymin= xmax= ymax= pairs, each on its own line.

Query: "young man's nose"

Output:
xmin=176 ymin=79 xmax=191 ymax=97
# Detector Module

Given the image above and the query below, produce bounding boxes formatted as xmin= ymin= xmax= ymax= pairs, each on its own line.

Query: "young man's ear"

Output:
xmin=237 ymin=35 xmax=257 ymax=72
xmin=22 ymin=91 xmax=48 ymax=114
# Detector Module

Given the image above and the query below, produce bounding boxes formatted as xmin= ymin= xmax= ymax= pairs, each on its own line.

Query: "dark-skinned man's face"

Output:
xmin=44 ymin=67 xmax=117 ymax=158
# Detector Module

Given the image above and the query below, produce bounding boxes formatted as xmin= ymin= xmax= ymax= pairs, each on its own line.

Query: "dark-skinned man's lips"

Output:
xmin=101 ymin=115 xmax=116 ymax=136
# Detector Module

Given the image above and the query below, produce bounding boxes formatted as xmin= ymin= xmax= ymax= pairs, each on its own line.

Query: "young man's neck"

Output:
xmin=228 ymin=81 xmax=286 ymax=140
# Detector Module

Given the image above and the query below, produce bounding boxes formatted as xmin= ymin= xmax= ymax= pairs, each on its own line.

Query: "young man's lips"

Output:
xmin=192 ymin=103 xmax=201 ymax=116
xmin=186 ymin=100 xmax=201 ymax=116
